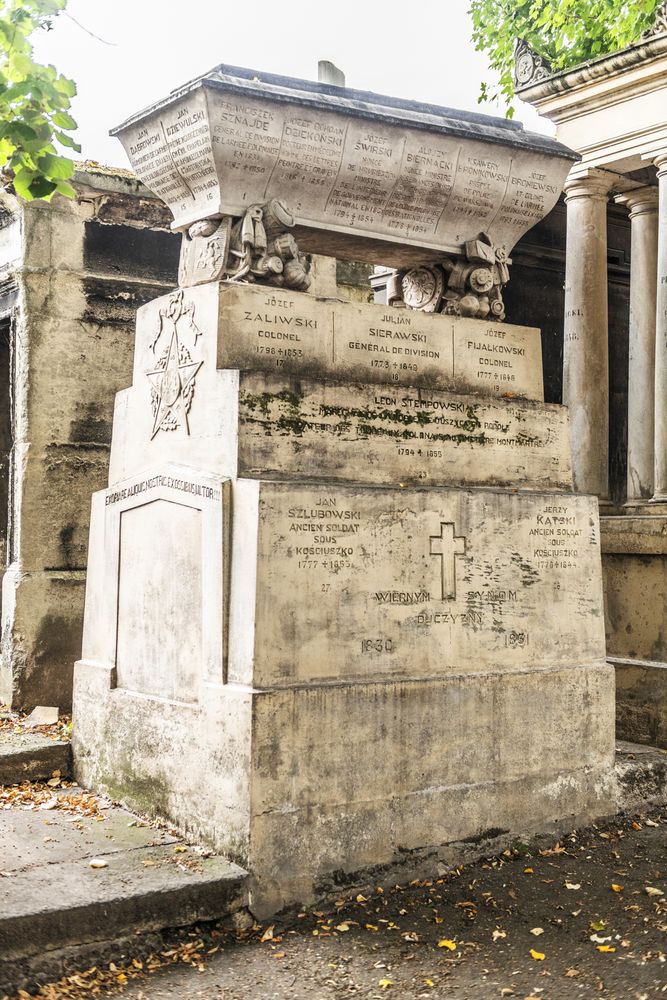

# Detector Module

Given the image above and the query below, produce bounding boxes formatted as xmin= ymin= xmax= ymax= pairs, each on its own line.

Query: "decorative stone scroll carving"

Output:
xmin=393 ymin=234 xmax=511 ymax=321
xmin=179 ymin=198 xmax=312 ymax=292
xmin=514 ymin=38 xmax=553 ymax=89
xmin=643 ymin=0 xmax=667 ymax=38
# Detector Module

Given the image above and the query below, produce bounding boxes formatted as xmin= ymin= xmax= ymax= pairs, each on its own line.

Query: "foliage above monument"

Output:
xmin=0 ymin=0 xmax=79 ymax=200
xmin=469 ymin=0 xmax=665 ymax=113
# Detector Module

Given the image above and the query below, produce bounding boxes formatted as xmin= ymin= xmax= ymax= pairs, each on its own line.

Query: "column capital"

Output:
xmin=615 ymin=185 xmax=659 ymax=218
xmin=642 ymin=149 xmax=667 ymax=175
xmin=563 ymin=168 xmax=615 ymax=203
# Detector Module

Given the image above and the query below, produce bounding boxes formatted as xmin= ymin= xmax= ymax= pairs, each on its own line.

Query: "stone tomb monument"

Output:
xmin=73 ymin=66 xmax=615 ymax=913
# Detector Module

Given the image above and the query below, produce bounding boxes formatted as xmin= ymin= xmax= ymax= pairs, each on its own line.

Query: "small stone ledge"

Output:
xmin=0 ymin=732 xmax=72 ymax=785
xmin=615 ymin=740 xmax=667 ymax=812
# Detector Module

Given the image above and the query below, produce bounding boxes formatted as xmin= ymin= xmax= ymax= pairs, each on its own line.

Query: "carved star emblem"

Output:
xmin=145 ymin=331 xmax=202 ymax=439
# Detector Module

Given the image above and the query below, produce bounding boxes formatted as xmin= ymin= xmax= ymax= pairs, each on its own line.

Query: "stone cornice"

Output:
xmin=517 ymin=34 xmax=667 ymax=113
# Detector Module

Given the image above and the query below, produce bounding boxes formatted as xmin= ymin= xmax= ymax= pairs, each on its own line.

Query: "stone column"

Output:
xmin=652 ymin=153 xmax=667 ymax=503
xmin=563 ymin=171 xmax=613 ymax=502
xmin=615 ymin=188 xmax=659 ymax=504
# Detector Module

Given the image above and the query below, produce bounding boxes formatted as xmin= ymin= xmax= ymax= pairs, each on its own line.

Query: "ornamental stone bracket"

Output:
xmin=178 ymin=198 xmax=312 ymax=292
xmin=387 ymin=233 xmax=511 ymax=320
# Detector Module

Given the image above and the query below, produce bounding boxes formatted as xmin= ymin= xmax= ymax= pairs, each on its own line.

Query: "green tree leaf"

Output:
xmin=0 ymin=0 xmax=79 ymax=200
xmin=468 ymin=0 xmax=663 ymax=114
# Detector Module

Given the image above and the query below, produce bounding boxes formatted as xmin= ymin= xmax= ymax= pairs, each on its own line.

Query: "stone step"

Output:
xmin=0 ymin=731 xmax=72 ymax=784
xmin=616 ymin=739 xmax=667 ymax=812
xmin=0 ymin=787 xmax=249 ymax=995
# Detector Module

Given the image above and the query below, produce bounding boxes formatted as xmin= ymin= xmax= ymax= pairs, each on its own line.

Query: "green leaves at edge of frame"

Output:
xmin=467 ymin=0 xmax=664 ymax=115
xmin=0 ymin=0 xmax=78 ymax=201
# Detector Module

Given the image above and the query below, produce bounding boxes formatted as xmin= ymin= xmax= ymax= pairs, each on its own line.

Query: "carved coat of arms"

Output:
xmin=145 ymin=290 xmax=203 ymax=439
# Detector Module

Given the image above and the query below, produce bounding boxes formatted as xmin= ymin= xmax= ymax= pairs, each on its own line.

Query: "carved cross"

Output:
xmin=429 ymin=522 xmax=466 ymax=601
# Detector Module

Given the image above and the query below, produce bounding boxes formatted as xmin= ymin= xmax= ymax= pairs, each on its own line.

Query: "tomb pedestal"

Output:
xmin=73 ymin=283 xmax=615 ymax=915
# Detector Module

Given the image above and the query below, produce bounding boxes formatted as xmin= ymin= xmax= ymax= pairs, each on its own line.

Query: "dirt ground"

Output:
xmin=17 ymin=807 xmax=666 ymax=1000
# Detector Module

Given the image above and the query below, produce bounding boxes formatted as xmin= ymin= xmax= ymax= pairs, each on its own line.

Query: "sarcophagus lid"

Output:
xmin=112 ymin=64 xmax=578 ymax=268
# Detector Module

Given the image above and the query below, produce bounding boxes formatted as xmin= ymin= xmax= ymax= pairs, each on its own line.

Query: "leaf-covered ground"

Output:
xmin=7 ymin=808 xmax=666 ymax=1000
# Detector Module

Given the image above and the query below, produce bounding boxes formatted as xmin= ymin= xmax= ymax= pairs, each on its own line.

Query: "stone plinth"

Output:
xmin=75 ymin=472 xmax=612 ymax=912
xmin=74 ymin=279 xmax=614 ymax=914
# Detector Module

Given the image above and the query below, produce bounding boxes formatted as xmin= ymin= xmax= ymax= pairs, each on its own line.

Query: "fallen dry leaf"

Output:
xmin=492 ymin=929 xmax=507 ymax=941
xmin=437 ymin=939 xmax=457 ymax=951
xmin=596 ymin=945 xmax=616 ymax=953
xmin=565 ymin=968 xmax=580 ymax=977
xmin=88 ymin=858 xmax=108 ymax=869
xmin=260 ymin=925 xmax=274 ymax=942
xmin=645 ymin=886 xmax=664 ymax=897
xmin=529 ymin=949 xmax=545 ymax=961
xmin=565 ymin=882 xmax=581 ymax=890
xmin=530 ymin=927 xmax=544 ymax=936
xmin=378 ymin=978 xmax=393 ymax=990
xmin=611 ymin=883 xmax=623 ymax=892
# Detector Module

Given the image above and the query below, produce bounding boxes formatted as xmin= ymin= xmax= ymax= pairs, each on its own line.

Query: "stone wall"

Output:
xmin=0 ymin=168 xmax=179 ymax=710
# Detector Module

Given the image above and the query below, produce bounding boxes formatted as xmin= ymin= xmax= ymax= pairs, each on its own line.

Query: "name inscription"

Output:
xmin=118 ymin=86 xmax=568 ymax=260
xmin=255 ymin=486 xmax=603 ymax=685
xmin=214 ymin=284 xmax=544 ymax=400
xmin=238 ymin=375 xmax=570 ymax=490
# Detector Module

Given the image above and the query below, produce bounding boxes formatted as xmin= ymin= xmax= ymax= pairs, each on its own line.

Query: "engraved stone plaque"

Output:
xmin=236 ymin=374 xmax=571 ymax=489
xmin=98 ymin=467 xmax=226 ymax=699
xmin=243 ymin=483 xmax=604 ymax=687
xmin=113 ymin=67 xmax=577 ymax=266
xmin=135 ymin=283 xmax=544 ymax=400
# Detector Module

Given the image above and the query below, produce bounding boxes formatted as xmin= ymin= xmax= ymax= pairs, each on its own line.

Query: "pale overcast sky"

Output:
xmin=32 ymin=0 xmax=553 ymax=169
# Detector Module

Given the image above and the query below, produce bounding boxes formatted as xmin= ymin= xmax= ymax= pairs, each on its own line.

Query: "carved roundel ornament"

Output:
xmin=515 ymin=51 xmax=536 ymax=87
xmin=401 ymin=266 xmax=444 ymax=313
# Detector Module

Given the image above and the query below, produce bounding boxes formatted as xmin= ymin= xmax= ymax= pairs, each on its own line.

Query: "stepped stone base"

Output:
xmin=74 ymin=472 xmax=615 ymax=915
xmin=0 ymin=731 xmax=71 ymax=784
xmin=0 ymin=791 xmax=248 ymax=995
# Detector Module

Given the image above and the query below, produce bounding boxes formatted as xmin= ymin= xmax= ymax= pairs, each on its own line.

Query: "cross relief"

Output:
xmin=429 ymin=522 xmax=467 ymax=601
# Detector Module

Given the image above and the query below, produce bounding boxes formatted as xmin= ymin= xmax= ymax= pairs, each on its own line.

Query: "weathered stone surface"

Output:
xmin=232 ymin=483 xmax=603 ymax=686
xmin=0 ymin=732 xmax=71 ymax=784
xmin=135 ymin=282 xmax=544 ymax=399
xmin=612 ymin=658 xmax=667 ymax=748
xmin=74 ymin=473 xmax=612 ymax=912
xmin=109 ymin=370 xmax=569 ymax=493
xmin=0 ymin=790 xmax=248 ymax=994
xmin=82 ymin=469 xmax=226 ymax=698
xmin=237 ymin=374 xmax=570 ymax=489
xmin=25 ymin=705 xmax=59 ymax=726
xmin=0 ymin=173 xmax=180 ymax=711
xmin=615 ymin=739 xmax=667 ymax=811
xmin=74 ymin=655 xmax=614 ymax=915
xmin=113 ymin=66 xmax=575 ymax=265
xmin=72 ymin=66 xmax=611 ymax=919
xmin=601 ymin=517 xmax=667 ymax=664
